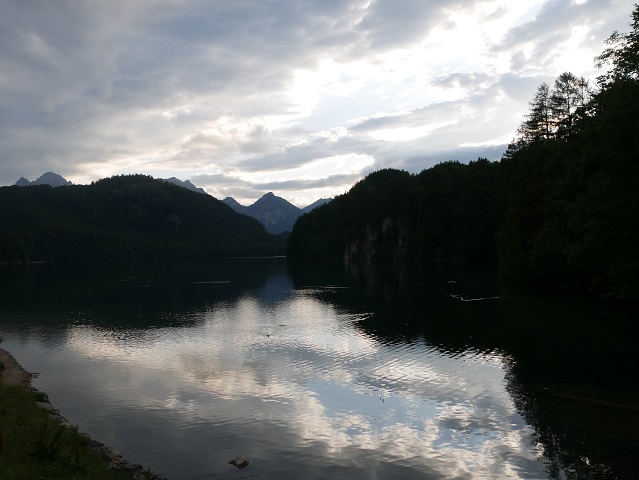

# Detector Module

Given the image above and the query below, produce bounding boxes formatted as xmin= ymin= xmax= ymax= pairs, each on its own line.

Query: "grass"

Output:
xmin=0 ymin=362 xmax=160 ymax=480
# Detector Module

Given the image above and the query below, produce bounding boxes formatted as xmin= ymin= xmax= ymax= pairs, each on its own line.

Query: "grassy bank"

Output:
xmin=0 ymin=362 xmax=161 ymax=480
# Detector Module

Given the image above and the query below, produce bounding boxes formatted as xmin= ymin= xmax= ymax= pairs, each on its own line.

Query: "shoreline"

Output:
xmin=0 ymin=348 xmax=34 ymax=388
xmin=0 ymin=347 xmax=168 ymax=480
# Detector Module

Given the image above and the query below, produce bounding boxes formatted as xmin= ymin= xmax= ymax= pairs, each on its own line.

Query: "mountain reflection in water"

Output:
xmin=0 ymin=258 xmax=637 ymax=479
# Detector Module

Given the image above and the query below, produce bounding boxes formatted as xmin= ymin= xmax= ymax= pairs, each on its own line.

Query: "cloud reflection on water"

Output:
xmin=60 ymin=288 xmax=545 ymax=479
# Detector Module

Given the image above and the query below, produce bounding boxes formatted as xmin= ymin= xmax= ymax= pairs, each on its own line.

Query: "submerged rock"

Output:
xmin=228 ymin=455 xmax=249 ymax=469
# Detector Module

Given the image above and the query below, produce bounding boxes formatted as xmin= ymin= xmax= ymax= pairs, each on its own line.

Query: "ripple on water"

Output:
xmin=0 ymin=278 xmax=548 ymax=480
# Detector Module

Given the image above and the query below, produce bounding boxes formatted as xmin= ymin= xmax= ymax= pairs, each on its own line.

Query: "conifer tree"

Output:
xmin=595 ymin=3 xmax=639 ymax=85
xmin=550 ymin=72 xmax=591 ymax=138
xmin=517 ymin=82 xmax=553 ymax=142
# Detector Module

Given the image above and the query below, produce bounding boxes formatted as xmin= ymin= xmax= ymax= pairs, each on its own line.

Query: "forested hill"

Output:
xmin=287 ymin=162 xmax=503 ymax=267
xmin=0 ymin=174 xmax=285 ymax=262
xmin=288 ymin=6 xmax=639 ymax=300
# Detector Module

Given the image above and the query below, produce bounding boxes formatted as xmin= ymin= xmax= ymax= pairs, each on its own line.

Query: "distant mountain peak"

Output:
xmin=223 ymin=193 xmax=332 ymax=234
xmin=252 ymin=192 xmax=293 ymax=207
xmin=243 ymin=193 xmax=303 ymax=235
xmin=164 ymin=177 xmax=207 ymax=195
xmin=15 ymin=177 xmax=31 ymax=187
xmin=15 ymin=172 xmax=72 ymax=187
xmin=222 ymin=197 xmax=247 ymax=214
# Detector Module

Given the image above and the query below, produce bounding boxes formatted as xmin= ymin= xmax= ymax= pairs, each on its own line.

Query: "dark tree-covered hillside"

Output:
xmin=288 ymin=5 xmax=639 ymax=300
xmin=0 ymin=175 xmax=285 ymax=262
xmin=288 ymin=162 xmax=502 ymax=267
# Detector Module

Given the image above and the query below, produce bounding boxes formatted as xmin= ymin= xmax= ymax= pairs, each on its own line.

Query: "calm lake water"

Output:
xmin=1 ymin=258 xmax=637 ymax=479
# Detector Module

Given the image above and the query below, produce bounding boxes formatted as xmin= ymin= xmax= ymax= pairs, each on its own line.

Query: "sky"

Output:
xmin=0 ymin=0 xmax=634 ymax=207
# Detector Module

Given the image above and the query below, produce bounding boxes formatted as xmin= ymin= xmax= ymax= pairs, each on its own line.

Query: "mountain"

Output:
xmin=12 ymin=172 xmax=327 ymax=236
xmin=14 ymin=173 xmax=208 ymax=194
xmin=15 ymin=172 xmax=73 ymax=187
xmin=222 ymin=194 xmax=331 ymax=234
xmin=164 ymin=177 xmax=207 ymax=194
xmin=222 ymin=197 xmax=247 ymax=214
xmin=287 ymin=166 xmax=501 ymax=266
xmin=244 ymin=192 xmax=303 ymax=235
xmin=0 ymin=174 xmax=285 ymax=262
xmin=14 ymin=177 xmax=31 ymax=187
xmin=302 ymin=197 xmax=331 ymax=213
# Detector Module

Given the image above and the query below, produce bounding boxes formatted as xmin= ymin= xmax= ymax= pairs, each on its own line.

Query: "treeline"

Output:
xmin=288 ymin=6 xmax=639 ymax=300
xmin=288 ymin=162 xmax=503 ymax=265
xmin=0 ymin=174 xmax=285 ymax=262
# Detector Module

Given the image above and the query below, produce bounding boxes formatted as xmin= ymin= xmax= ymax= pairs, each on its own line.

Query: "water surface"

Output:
xmin=1 ymin=259 xmax=636 ymax=479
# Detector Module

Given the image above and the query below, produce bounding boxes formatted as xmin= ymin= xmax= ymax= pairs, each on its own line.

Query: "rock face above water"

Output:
xmin=14 ymin=172 xmax=73 ymax=187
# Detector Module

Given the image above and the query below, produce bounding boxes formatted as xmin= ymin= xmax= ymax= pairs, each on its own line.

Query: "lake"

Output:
xmin=1 ymin=258 xmax=637 ymax=479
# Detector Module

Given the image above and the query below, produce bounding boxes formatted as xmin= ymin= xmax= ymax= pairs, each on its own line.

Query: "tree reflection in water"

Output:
xmin=289 ymin=259 xmax=639 ymax=480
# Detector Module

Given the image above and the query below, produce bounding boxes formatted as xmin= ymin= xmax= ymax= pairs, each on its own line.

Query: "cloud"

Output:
xmin=254 ymin=172 xmax=364 ymax=192
xmin=494 ymin=0 xmax=633 ymax=75
xmin=0 ymin=0 xmax=635 ymax=205
xmin=430 ymin=72 xmax=494 ymax=90
xmin=357 ymin=0 xmax=454 ymax=50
